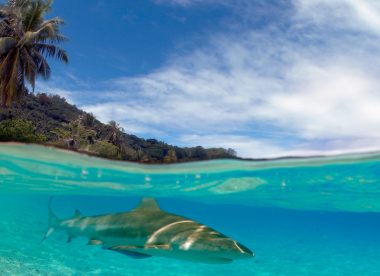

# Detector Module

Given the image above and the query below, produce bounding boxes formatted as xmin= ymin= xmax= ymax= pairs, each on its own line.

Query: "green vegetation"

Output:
xmin=0 ymin=0 xmax=68 ymax=106
xmin=0 ymin=93 xmax=237 ymax=163
xmin=90 ymin=141 xmax=120 ymax=159
xmin=0 ymin=118 xmax=46 ymax=142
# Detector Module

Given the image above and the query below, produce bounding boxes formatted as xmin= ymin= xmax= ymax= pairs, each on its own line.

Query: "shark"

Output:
xmin=44 ymin=198 xmax=254 ymax=264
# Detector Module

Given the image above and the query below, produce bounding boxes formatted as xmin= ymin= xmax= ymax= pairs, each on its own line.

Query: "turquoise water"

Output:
xmin=1 ymin=143 xmax=380 ymax=275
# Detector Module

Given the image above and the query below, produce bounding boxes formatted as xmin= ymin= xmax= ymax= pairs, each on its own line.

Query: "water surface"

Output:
xmin=1 ymin=143 xmax=380 ymax=275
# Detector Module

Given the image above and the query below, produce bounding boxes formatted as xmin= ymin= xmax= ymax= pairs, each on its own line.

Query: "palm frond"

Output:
xmin=20 ymin=47 xmax=36 ymax=90
xmin=19 ymin=16 xmax=65 ymax=44
xmin=34 ymin=51 xmax=50 ymax=80
xmin=0 ymin=36 xmax=16 ymax=55
xmin=35 ymin=43 xmax=68 ymax=63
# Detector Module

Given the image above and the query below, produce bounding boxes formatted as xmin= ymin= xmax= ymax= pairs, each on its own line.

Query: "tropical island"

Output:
xmin=0 ymin=92 xmax=237 ymax=162
xmin=0 ymin=0 xmax=237 ymax=163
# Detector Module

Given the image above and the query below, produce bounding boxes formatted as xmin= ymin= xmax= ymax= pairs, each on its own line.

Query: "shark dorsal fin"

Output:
xmin=135 ymin=198 xmax=160 ymax=211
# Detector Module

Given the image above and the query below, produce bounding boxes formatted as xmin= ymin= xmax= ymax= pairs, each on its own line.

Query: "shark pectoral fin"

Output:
xmin=109 ymin=245 xmax=139 ymax=250
xmin=111 ymin=250 xmax=152 ymax=259
xmin=87 ymin=239 xmax=103 ymax=245
xmin=106 ymin=246 xmax=152 ymax=259
xmin=145 ymin=244 xmax=170 ymax=250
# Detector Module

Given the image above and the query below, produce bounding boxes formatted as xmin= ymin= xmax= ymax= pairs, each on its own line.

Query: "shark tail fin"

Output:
xmin=41 ymin=197 xmax=60 ymax=243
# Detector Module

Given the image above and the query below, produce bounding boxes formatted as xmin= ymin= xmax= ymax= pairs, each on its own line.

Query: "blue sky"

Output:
xmin=34 ymin=0 xmax=380 ymax=158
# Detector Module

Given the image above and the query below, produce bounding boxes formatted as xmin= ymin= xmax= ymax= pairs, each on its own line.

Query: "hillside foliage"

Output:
xmin=0 ymin=93 xmax=237 ymax=163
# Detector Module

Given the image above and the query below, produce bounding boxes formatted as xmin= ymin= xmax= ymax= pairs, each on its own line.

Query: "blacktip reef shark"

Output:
xmin=43 ymin=198 xmax=254 ymax=264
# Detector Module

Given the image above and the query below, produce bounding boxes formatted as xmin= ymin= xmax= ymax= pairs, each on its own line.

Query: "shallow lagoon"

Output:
xmin=1 ymin=143 xmax=380 ymax=275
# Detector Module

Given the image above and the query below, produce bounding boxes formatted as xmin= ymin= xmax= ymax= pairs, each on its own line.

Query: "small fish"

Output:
xmin=43 ymin=198 xmax=254 ymax=264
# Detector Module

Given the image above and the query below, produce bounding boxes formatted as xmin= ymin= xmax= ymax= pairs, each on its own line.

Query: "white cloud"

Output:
xmin=257 ymin=62 xmax=380 ymax=139
xmin=69 ymin=0 xmax=380 ymax=158
xmin=180 ymin=134 xmax=380 ymax=158
xmin=180 ymin=134 xmax=286 ymax=158
xmin=295 ymin=0 xmax=380 ymax=34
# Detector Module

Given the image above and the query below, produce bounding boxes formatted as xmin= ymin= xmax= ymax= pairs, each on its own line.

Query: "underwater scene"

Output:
xmin=1 ymin=143 xmax=380 ymax=275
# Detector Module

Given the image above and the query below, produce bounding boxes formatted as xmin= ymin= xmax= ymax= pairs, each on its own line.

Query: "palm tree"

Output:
xmin=0 ymin=0 xmax=68 ymax=106
xmin=108 ymin=120 xmax=124 ymax=146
